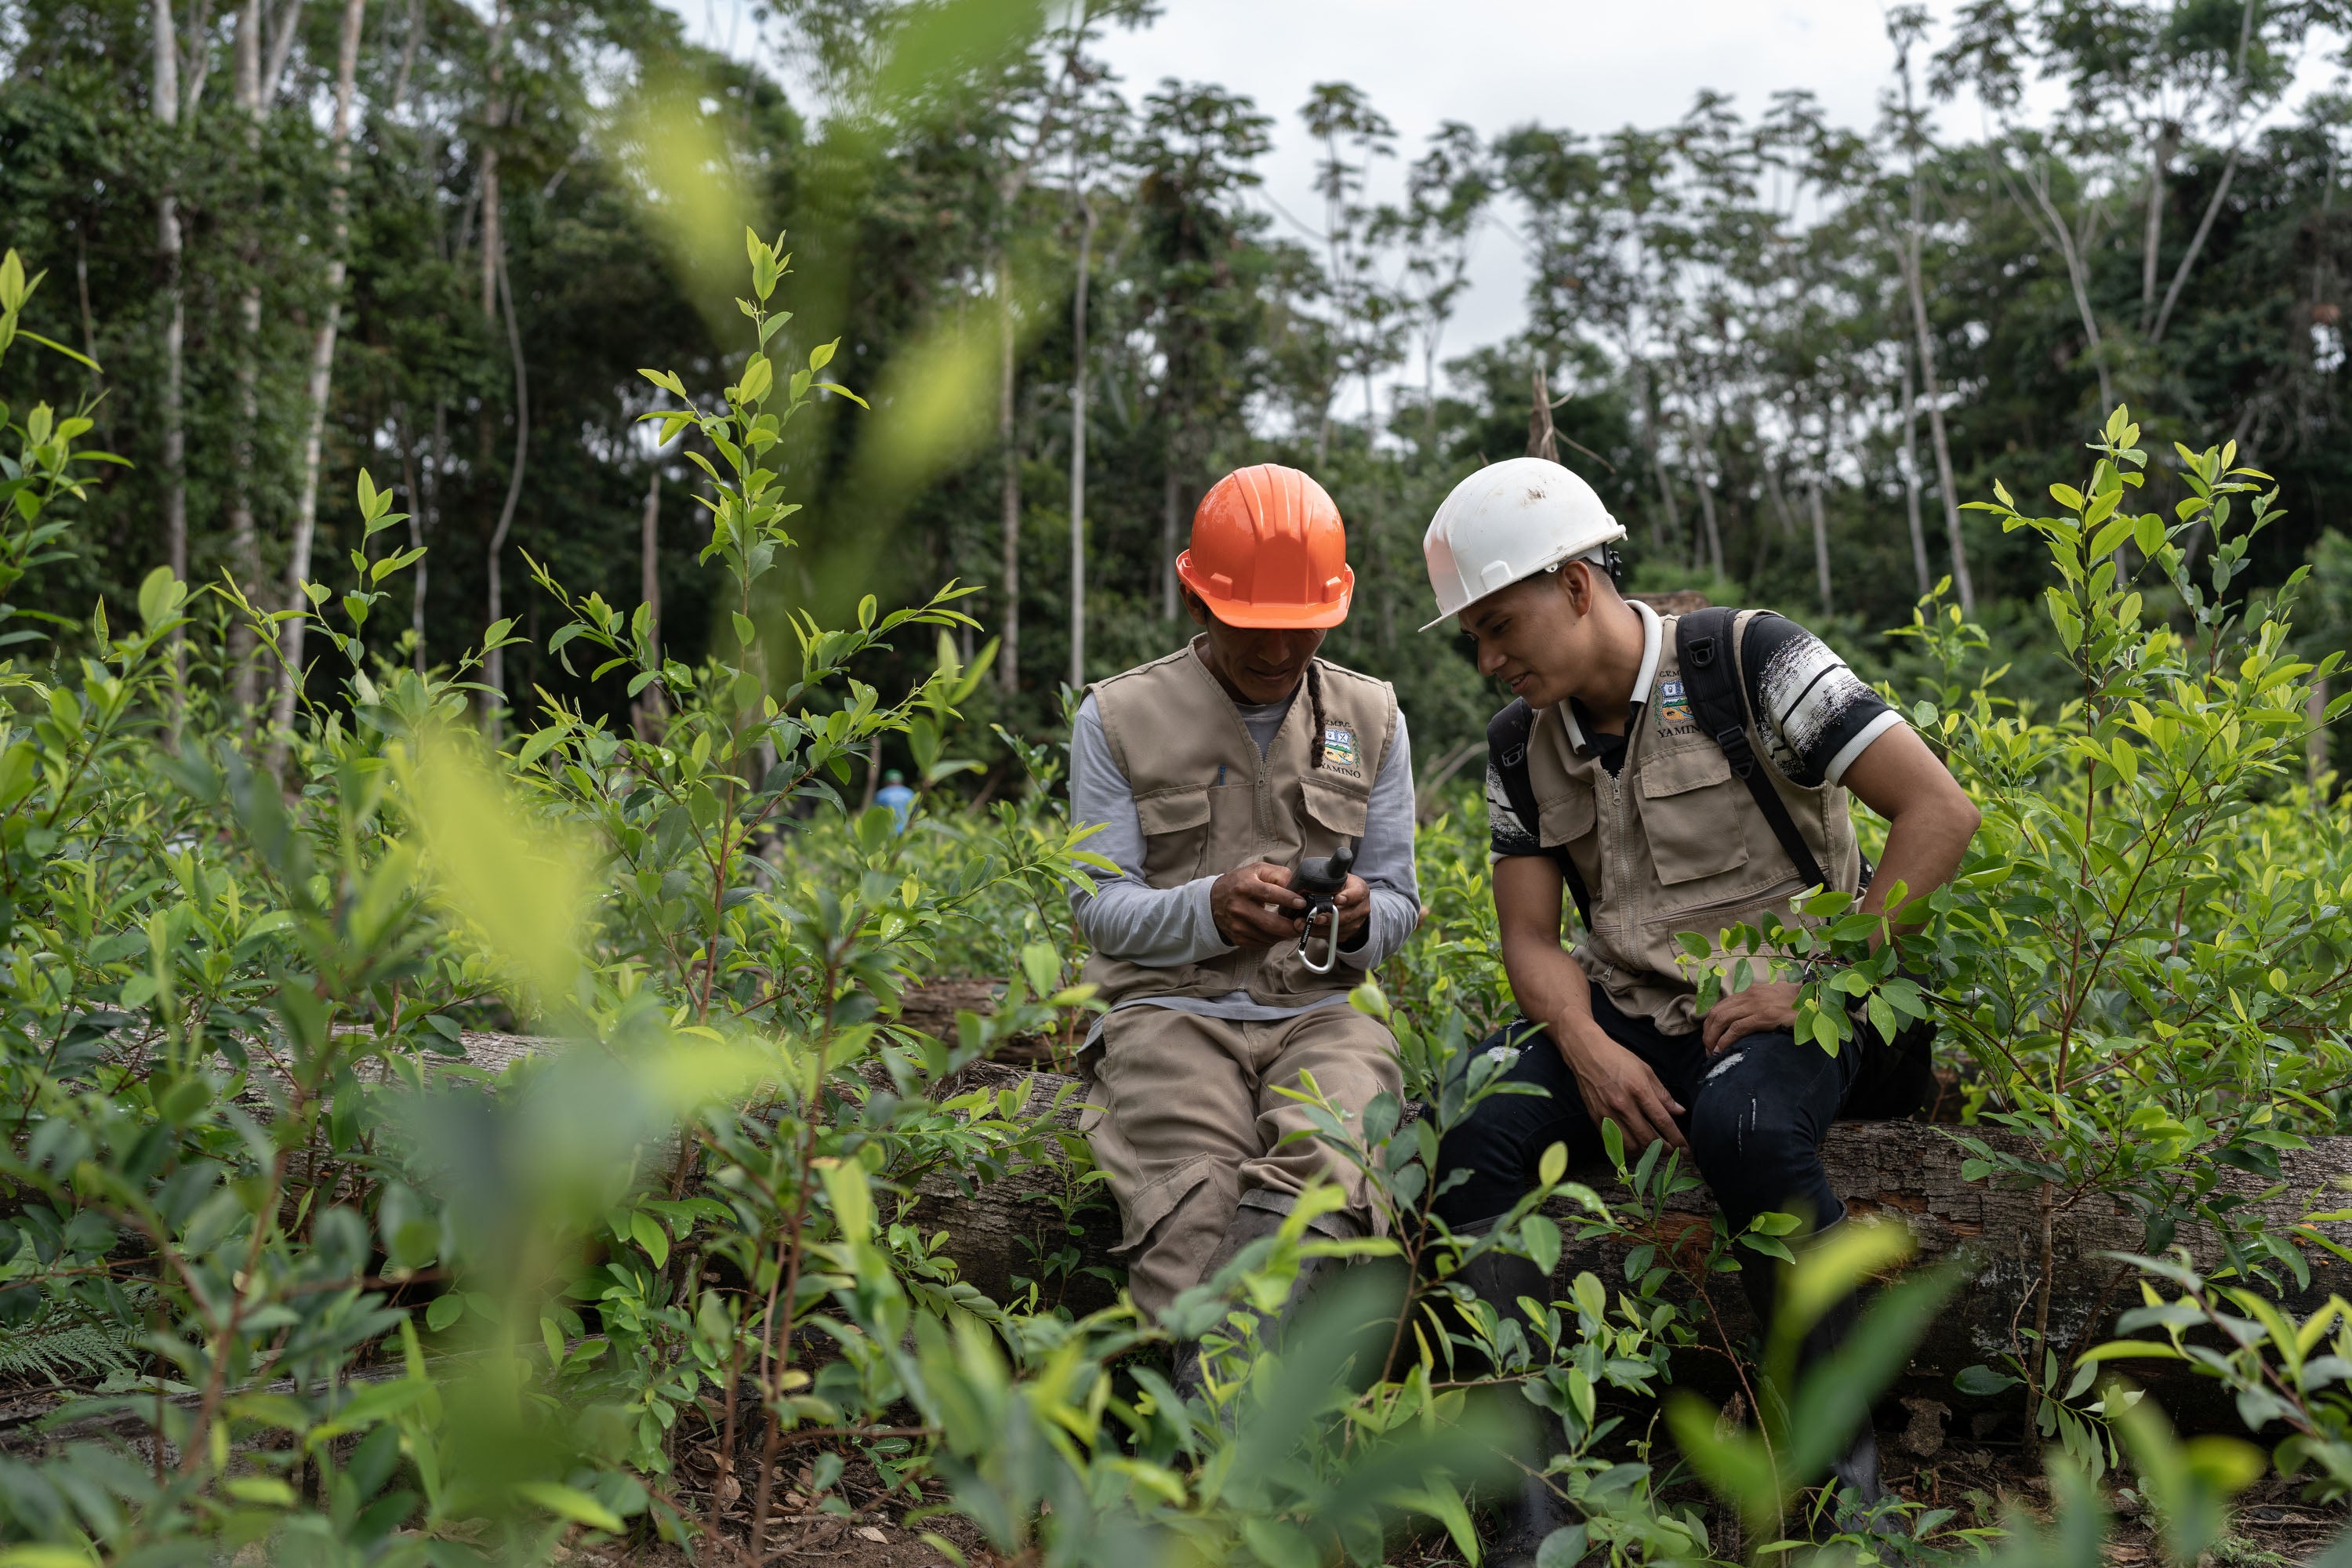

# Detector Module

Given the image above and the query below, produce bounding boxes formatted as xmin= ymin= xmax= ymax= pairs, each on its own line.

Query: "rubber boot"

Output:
xmin=1456 ymin=1248 xmax=1576 ymax=1568
xmin=1737 ymin=1236 xmax=1893 ymax=1532
xmin=1172 ymin=1191 xmax=1360 ymax=1399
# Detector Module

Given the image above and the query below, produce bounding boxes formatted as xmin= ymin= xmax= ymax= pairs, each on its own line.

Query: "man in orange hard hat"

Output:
xmin=1069 ymin=463 xmax=1421 ymax=1338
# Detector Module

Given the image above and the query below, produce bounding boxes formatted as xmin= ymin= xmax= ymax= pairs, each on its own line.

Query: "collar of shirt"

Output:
xmin=1559 ymin=598 xmax=1662 ymax=758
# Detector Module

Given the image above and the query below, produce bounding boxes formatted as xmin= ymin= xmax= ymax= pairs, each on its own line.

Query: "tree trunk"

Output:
xmin=151 ymin=0 xmax=186 ymax=704
xmin=1807 ymin=479 xmax=1833 ymax=619
xmin=484 ymin=245 xmax=527 ymax=731
xmin=2150 ymin=143 xmax=2241 ymax=347
xmin=226 ymin=0 xmax=263 ymax=714
xmin=2009 ymin=156 xmax=2113 ymax=415
xmin=1901 ymin=205 xmax=1974 ymax=614
xmin=478 ymin=154 xmax=499 ymax=321
xmin=395 ymin=404 xmax=426 ymax=671
xmin=273 ymin=0 xmax=368 ymax=751
xmin=421 ymin=402 xmax=445 ymax=672
xmin=1900 ymin=350 xmax=1932 ymax=598
xmin=1160 ymin=462 xmax=1181 ymax=622
xmin=1635 ymin=360 xmax=1681 ymax=554
xmin=1068 ymin=192 xmax=1094 ymax=695
xmin=2140 ymin=127 xmax=2176 ymax=335
xmin=1527 ymin=365 xmax=1559 ymax=463
xmin=2155 ymin=0 xmax=2260 ymax=347
xmin=1692 ymin=433 xmax=1725 ymax=579
xmin=996 ymin=256 xmax=1021 ymax=695
xmin=479 ymin=0 xmax=514 ymax=726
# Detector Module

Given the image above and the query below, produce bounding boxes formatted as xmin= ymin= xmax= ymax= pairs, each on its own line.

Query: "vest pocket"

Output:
xmin=1537 ymin=786 xmax=1596 ymax=850
xmin=1134 ymin=786 xmax=1214 ymax=884
xmin=1301 ymin=777 xmax=1370 ymax=841
xmin=1639 ymin=746 xmax=1755 ymax=886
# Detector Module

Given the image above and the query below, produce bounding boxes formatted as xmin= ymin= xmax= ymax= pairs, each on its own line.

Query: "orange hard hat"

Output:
xmin=1174 ymin=465 xmax=1354 ymax=629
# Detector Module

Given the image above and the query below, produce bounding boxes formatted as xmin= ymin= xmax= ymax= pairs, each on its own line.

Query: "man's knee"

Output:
xmin=1687 ymin=1034 xmax=1841 ymax=1229
xmin=1428 ymin=1026 xmax=1568 ymax=1228
xmin=1686 ymin=1038 xmax=1811 ymax=1171
xmin=1123 ymin=1168 xmax=1243 ymax=1320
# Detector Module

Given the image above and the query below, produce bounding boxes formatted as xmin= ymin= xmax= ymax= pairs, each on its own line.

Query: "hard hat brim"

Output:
xmin=1417 ymin=562 xmax=1548 ymax=633
xmin=1417 ymin=530 xmax=1628 ymax=633
xmin=1176 ymin=557 xmax=1354 ymax=629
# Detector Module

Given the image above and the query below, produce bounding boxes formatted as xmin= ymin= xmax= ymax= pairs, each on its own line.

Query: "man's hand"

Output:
xmin=1328 ymin=873 xmax=1372 ymax=946
xmin=1700 ymin=979 xmax=1801 ymax=1054
xmin=1559 ymin=1029 xmax=1687 ymax=1153
xmin=1211 ymin=860 xmax=1308 ymax=948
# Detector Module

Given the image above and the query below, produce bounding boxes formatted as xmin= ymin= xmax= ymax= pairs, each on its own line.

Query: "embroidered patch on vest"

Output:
xmin=1657 ymin=677 xmax=1697 ymax=736
xmin=1322 ymin=725 xmax=1359 ymax=771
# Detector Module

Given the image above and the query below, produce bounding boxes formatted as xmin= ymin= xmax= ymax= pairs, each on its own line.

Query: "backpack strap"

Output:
xmin=1486 ymin=699 xmax=1592 ymax=931
xmin=1675 ymin=608 xmax=1831 ymax=893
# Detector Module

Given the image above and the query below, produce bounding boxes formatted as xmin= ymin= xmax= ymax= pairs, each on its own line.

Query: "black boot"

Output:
xmin=1736 ymin=1235 xmax=1891 ymax=1530
xmin=1455 ymin=1248 xmax=1576 ymax=1568
xmin=1803 ymin=1288 xmax=1889 ymax=1525
xmin=1173 ymin=1192 xmax=1359 ymax=1399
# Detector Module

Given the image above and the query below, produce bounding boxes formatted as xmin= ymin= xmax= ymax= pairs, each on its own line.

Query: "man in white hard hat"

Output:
xmin=1417 ymin=458 xmax=1980 ymax=1555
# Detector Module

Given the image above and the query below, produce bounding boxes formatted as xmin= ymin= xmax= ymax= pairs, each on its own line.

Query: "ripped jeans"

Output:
xmin=1430 ymin=988 xmax=1864 ymax=1238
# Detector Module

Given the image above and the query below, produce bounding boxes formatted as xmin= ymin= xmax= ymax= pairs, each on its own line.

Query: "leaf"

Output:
xmin=1955 ymin=1363 xmax=2020 ymax=1396
xmin=1521 ymin=1214 xmax=1561 ymax=1279
xmin=1537 ymin=1525 xmax=1591 ymax=1568
xmin=737 ymin=354 xmax=774 ymax=406
xmin=1240 ymin=1518 xmax=1318 ymax=1568
xmin=425 ymin=1294 xmax=464 ymax=1332
xmin=630 ymin=1210 xmax=670 ymax=1269
xmin=136 ymin=566 xmax=183 ymax=631
xmin=514 ymin=1481 xmax=625 ymax=1534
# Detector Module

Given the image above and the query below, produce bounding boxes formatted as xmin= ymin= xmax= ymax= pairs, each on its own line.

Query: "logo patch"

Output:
xmin=1656 ymin=677 xmax=1695 ymax=732
xmin=1322 ymin=725 xmax=1359 ymax=769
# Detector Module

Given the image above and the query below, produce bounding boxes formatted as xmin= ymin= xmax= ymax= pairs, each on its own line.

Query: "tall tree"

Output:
xmin=1886 ymin=8 xmax=1975 ymax=612
xmin=1132 ymin=80 xmax=1272 ymax=619
xmin=274 ymin=0 xmax=368 ymax=743
xmin=1298 ymin=81 xmax=1397 ymax=456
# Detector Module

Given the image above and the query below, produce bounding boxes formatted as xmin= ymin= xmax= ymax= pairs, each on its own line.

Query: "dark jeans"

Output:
xmin=1432 ymin=989 xmax=1863 ymax=1239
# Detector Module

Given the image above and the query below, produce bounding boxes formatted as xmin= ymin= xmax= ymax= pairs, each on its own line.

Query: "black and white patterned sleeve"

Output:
xmin=1742 ymin=613 xmax=1904 ymax=788
xmin=1486 ymin=760 xmax=1544 ymax=860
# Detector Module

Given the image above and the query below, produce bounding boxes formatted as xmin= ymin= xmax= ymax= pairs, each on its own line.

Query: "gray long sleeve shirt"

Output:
xmin=1069 ymin=688 xmax=1421 ymax=1031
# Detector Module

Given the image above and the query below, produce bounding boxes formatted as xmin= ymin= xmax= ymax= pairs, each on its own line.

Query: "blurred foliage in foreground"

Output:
xmin=0 ymin=213 xmax=2350 ymax=1566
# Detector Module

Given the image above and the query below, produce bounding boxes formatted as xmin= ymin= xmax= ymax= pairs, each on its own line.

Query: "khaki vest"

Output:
xmin=1527 ymin=610 xmax=1863 ymax=1036
xmin=1083 ymin=639 xmax=1399 ymax=1008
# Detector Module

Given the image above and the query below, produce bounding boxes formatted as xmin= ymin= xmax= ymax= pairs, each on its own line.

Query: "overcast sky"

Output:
xmin=673 ymin=1 xmax=2343 ymax=387
xmin=1091 ymin=0 xmax=1917 ymax=361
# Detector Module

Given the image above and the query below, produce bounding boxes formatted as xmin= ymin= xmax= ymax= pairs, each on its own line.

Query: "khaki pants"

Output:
xmin=1080 ymin=1002 xmax=1403 ymax=1321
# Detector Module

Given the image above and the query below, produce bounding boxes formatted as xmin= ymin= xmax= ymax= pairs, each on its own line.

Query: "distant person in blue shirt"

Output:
xmin=875 ymin=768 xmax=916 ymax=829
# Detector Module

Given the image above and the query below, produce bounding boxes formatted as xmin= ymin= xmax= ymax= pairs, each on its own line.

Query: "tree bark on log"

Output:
xmin=903 ymin=1062 xmax=2352 ymax=1427
xmin=448 ymin=1032 xmax=2352 ymax=1425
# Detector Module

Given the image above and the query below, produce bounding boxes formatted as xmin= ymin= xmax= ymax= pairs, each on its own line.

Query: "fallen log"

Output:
xmin=906 ymin=1062 xmax=2352 ymax=1430
xmin=442 ymin=1028 xmax=2352 ymax=1431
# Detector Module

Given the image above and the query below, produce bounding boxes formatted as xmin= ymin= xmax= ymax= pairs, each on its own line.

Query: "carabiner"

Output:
xmin=1297 ymin=905 xmax=1338 ymax=975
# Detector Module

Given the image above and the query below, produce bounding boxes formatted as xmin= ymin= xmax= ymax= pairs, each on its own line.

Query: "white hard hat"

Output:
xmin=1419 ymin=457 xmax=1628 ymax=631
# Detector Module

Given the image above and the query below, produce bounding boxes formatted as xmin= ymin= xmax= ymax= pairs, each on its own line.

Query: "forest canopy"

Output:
xmin=5 ymin=0 xmax=2352 ymax=765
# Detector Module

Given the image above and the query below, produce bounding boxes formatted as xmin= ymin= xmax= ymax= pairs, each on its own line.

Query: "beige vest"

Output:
xmin=1083 ymin=639 xmax=1399 ymax=1008
xmin=1528 ymin=610 xmax=1863 ymax=1036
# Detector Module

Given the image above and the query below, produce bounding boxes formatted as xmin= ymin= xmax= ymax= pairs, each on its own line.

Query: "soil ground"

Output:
xmin=635 ymin=1426 xmax=2352 ymax=1567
